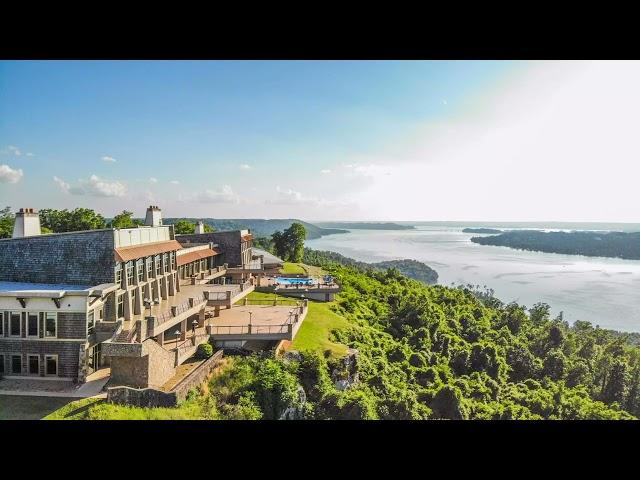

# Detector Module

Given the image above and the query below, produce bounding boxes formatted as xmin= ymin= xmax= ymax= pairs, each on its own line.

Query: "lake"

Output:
xmin=306 ymin=225 xmax=640 ymax=332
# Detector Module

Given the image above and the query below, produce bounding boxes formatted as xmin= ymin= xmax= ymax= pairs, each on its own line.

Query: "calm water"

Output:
xmin=306 ymin=226 xmax=640 ymax=332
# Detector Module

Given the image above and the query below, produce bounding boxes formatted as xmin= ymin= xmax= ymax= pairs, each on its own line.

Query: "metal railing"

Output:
xmin=155 ymin=293 xmax=206 ymax=326
xmin=209 ymin=324 xmax=290 ymax=335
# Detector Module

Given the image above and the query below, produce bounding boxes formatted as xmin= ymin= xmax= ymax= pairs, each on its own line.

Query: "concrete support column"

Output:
xmin=168 ymin=273 xmax=176 ymax=296
xmin=156 ymin=330 xmax=164 ymax=346
xmin=175 ymin=273 xmax=181 ymax=293
xmin=152 ymin=278 xmax=161 ymax=303
xmin=160 ymin=276 xmax=168 ymax=300
xmin=123 ymin=290 xmax=133 ymax=321
xmin=133 ymin=286 xmax=143 ymax=315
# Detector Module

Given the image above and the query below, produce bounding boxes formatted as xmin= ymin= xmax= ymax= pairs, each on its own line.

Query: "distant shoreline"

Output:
xmin=471 ymin=230 xmax=640 ymax=261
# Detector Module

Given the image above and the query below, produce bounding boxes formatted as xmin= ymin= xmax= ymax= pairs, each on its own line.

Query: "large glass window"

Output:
xmin=170 ymin=251 xmax=176 ymax=269
xmin=45 ymin=355 xmax=58 ymax=376
xmin=10 ymin=312 xmax=21 ymax=336
xmin=27 ymin=312 xmax=38 ymax=337
xmin=0 ymin=355 xmax=4 ymax=374
xmin=126 ymin=261 xmax=134 ymax=285
xmin=87 ymin=310 xmax=95 ymax=335
xmin=115 ymin=263 xmax=123 ymax=286
xmin=163 ymin=253 xmax=170 ymax=273
xmin=11 ymin=355 xmax=22 ymax=374
xmin=155 ymin=255 xmax=162 ymax=275
xmin=28 ymin=355 xmax=39 ymax=375
xmin=44 ymin=313 xmax=57 ymax=338
xmin=0 ymin=312 xmax=3 ymax=335
xmin=136 ymin=259 xmax=144 ymax=282
xmin=117 ymin=294 xmax=125 ymax=319
xmin=146 ymin=256 xmax=153 ymax=278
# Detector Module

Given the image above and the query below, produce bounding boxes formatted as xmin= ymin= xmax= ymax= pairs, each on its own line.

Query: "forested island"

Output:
xmin=302 ymin=249 xmax=438 ymax=284
xmin=315 ymin=222 xmax=415 ymax=230
xmin=471 ymin=230 xmax=640 ymax=260
xmin=462 ymin=227 xmax=503 ymax=234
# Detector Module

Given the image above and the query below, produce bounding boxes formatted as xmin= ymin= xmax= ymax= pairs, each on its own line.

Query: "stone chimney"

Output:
xmin=145 ymin=205 xmax=163 ymax=227
xmin=195 ymin=221 xmax=206 ymax=234
xmin=12 ymin=208 xmax=42 ymax=238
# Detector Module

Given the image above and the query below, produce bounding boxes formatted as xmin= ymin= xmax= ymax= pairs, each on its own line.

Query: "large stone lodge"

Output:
xmin=0 ymin=206 xmax=308 ymax=391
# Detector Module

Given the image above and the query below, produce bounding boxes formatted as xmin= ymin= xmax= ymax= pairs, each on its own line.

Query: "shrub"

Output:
xmin=197 ymin=343 xmax=213 ymax=359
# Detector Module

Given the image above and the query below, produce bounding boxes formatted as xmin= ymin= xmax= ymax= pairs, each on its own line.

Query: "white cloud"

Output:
xmin=53 ymin=176 xmax=71 ymax=193
xmin=442 ymin=99 xmax=448 ymax=105
xmin=266 ymin=186 xmax=349 ymax=209
xmin=320 ymin=169 xmax=332 ymax=174
xmin=0 ymin=164 xmax=23 ymax=183
xmin=239 ymin=164 xmax=252 ymax=170
xmin=8 ymin=145 xmax=21 ymax=156
xmin=81 ymin=174 xmax=126 ymax=197
xmin=194 ymin=185 xmax=240 ymax=204
xmin=169 ymin=180 xmax=180 ymax=185
xmin=26 ymin=152 xmax=35 ymax=157
xmin=149 ymin=177 xmax=158 ymax=184
xmin=102 ymin=156 xmax=117 ymax=163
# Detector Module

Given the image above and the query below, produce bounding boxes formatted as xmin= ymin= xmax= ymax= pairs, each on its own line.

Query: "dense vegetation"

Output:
xmin=315 ymin=222 xmax=415 ymax=230
xmin=302 ymin=248 xmax=438 ymax=285
xmin=462 ymin=228 xmax=502 ymax=234
xmin=164 ymin=218 xmax=346 ymax=240
xmin=271 ymin=222 xmax=307 ymax=263
xmin=167 ymin=219 xmax=215 ymax=234
xmin=471 ymin=230 xmax=640 ymax=260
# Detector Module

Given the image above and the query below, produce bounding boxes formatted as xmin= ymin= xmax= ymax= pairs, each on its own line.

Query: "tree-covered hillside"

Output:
xmin=303 ymin=248 xmax=438 ymax=284
xmin=471 ymin=230 xmax=640 ymax=260
xmin=164 ymin=218 xmax=346 ymax=240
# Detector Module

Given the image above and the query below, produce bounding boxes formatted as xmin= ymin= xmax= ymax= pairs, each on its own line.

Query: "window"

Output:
xmin=87 ymin=310 xmax=95 ymax=335
xmin=117 ymin=294 xmax=125 ymax=319
xmin=170 ymin=251 xmax=176 ymax=269
xmin=27 ymin=312 xmax=38 ymax=337
xmin=44 ymin=313 xmax=57 ymax=338
xmin=126 ymin=260 xmax=134 ymax=285
xmin=155 ymin=255 xmax=161 ymax=275
xmin=115 ymin=263 xmax=123 ymax=286
xmin=0 ymin=355 xmax=4 ymax=374
xmin=28 ymin=355 xmax=39 ymax=375
xmin=11 ymin=355 xmax=22 ymax=375
xmin=136 ymin=259 xmax=144 ymax=282
xmin=146 ymin=256 xmax=153 ymax=278
xmin=45 ymin=355 xmax=58 ymax=376
xmin=0 ymin=312 xmax=3 ymax=335
xmin=10 ymin=312 xmax=21 ymax=336
xmin=163 ymin=253 xmax=170 ymax=273
xmin=98 ymin=307 xmax=103 ymax=320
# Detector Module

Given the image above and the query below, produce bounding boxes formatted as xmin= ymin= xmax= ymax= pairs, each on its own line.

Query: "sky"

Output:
xmin=1 ymin=60 xmax=639 ymax=222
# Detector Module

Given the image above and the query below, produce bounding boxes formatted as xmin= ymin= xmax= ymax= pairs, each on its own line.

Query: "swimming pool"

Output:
xmin=275 ymin=277 xmax=314 ymax=286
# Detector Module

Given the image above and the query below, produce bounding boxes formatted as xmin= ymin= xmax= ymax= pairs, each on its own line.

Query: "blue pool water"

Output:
xmin=276 ymin=277 xmax=314 ymax=286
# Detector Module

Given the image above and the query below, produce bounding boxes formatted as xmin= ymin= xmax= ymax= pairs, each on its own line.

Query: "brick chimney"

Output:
xmin=144 ymin=205 xmax=163 ymax=227
xmin=195 ymin=221 xmax=206 ymax=234
xmin=12 ymin=208 xmax=42 ymax=238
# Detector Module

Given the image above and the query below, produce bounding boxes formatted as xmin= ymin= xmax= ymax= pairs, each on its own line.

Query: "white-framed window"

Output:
xmin=170 ymin=251 xmax=176 ymax=269
xmin=9 ymin=312 xmax=21 ymax=337
xmin=136 ymin=258 xmax=144 ymax=282
xmin=115 ymin=263 xmax=123 ymax=286
xmin=87 ymin=310 xmax=95 ymax=335
xmin=44 ymin=354 xmax=58 ymax=376
xmin=0 ymin=312 xmax=4 ymax=336
xmin=146 ymin=256 xmax=153 ymax=278
xmin=43 ymin=312 xmax=57 ymax=338
xmin=11 ymin=354 xmax=22 ymax=375
xmin=126 ymin=260 xmax=134 ymax=285
xmin=163 ymin=253 xmax=170 ymax=273
xmin=155 ymin=254 xmax=162 ymax=275
xmin=27 ymin=312 xmax=39 ymax=337
xmin=28 ymin=354 xmax=40 ymax=375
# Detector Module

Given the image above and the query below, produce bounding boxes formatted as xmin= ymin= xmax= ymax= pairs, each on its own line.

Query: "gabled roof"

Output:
xmin=176 ymin=248 xmax=219 ymax=266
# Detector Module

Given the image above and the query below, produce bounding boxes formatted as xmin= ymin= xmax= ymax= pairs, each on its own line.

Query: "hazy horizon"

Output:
xmin=2 ymin=60 xmax=640 ymax=223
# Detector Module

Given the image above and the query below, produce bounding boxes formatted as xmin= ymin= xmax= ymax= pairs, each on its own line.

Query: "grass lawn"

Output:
xmin=280 ymin=262 xmax=307 ymax=275
xmin=235 ymin=290 xmax=290 ymax=304
xmin=0 ymin=395 xmax=82 ymax=420
xmin=43 ymin=396 xmax=105 ymax=420
xmin=292 ymin=300 xmax=350 ymax=359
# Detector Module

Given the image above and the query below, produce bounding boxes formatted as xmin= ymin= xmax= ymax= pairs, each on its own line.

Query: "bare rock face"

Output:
xmin=332 ymin=348 xmax=360 ymax=391
xmin=279 ymin=385 xmax=307 ymax=420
